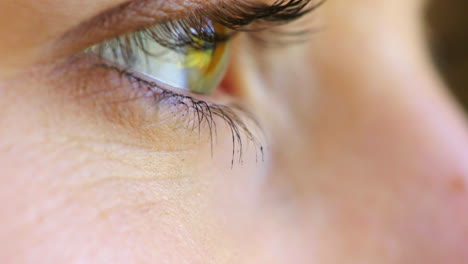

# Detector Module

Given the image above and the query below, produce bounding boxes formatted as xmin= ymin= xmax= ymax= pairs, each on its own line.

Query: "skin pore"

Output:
xmin=0 ymin=0 xmax=467 ymax=263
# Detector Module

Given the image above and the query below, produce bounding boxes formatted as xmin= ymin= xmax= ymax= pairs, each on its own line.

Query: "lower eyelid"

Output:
xmin=57 ymin=54 xmax=264 ymax=165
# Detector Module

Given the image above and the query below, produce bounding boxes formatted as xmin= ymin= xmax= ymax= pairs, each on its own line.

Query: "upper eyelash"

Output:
xmin=92 ymin=0 xmax=323 ymax=64
xmin=201 ymin=0 xmax=323 ymax=30
xmin=93 ymin=18 xmax=230 ymax=66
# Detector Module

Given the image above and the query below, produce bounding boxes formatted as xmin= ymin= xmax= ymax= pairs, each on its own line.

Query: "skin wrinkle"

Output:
xmin=75 ymin=182 xmax=189 ymax=218
xmin=5 ymin=146 xmax=212 ymax=262
xmin=25 ymin=116 xmax=198 ymax=180
xmin=1 ymin=140 xmax=191 ymax=230
xmin=1 ymin=101 xmax=201 ymax=204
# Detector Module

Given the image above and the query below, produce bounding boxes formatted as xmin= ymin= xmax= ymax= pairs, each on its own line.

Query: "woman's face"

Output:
xmin=0 ymin=0 xmax=466 ymax=263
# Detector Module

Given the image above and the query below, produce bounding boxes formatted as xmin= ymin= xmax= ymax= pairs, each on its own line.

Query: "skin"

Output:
xmin=0 ymin=0 xmax=467 ymax=263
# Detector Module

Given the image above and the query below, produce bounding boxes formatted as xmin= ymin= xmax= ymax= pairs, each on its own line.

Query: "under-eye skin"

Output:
xmin=62 ymin=0 xmax=322 ymax=164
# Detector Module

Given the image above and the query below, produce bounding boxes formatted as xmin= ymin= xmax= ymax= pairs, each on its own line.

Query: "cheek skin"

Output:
xmin=0 ymin=59 xmax=265 ymax=262
xmin=0 ymin=86 xmax=183 ymax=263
xmin=0 ymin=1 xmax=466 ymax=264
xmin=0 ymin=77 xmax=192 ymax=262
xmin=239 ymin=0 xmax=467 ymax=262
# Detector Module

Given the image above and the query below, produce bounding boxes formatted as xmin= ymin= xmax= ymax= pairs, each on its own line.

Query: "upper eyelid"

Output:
xmin=53 ymin=0 xmax=207 ymax=57
xmin=54 ymin=0 xmax=320 ymax=57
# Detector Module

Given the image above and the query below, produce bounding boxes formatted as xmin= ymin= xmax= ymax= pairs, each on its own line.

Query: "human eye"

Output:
xmin=89 ymin=18 xmax=232 ymax=95
xmin=54 ymin=0 xmax=321 ymax=165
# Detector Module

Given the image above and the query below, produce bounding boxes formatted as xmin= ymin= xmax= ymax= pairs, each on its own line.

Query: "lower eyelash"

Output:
xmin=95 ymin=63 xmax=265 ymax=167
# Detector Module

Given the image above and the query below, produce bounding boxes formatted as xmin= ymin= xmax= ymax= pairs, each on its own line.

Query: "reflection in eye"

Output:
xmin=89 ymin=19 xmax=231 ymax=95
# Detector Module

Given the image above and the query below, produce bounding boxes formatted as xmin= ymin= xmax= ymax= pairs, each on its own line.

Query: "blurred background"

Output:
xmin=426 ymin=0 xmax=467 ymax=111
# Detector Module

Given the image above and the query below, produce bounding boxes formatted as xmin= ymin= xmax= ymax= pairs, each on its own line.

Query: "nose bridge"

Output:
xmin=263 ymin=0 xmax=468 ymax=190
